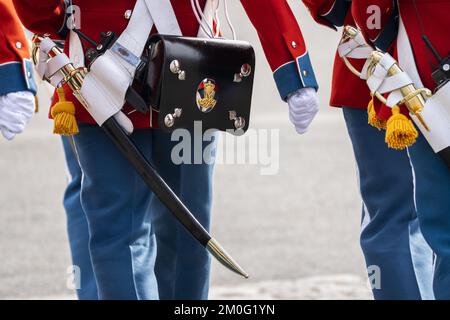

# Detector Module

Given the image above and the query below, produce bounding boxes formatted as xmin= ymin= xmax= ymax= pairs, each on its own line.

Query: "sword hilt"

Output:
xmin=368 ymin=51 xmax=432 ymax=131
xmin=340 ymin=26 xmax=363 ymax=77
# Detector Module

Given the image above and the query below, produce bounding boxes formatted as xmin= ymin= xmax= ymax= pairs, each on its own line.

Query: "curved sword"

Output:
xmin=32 ymin=34 xmax=248 ymax=279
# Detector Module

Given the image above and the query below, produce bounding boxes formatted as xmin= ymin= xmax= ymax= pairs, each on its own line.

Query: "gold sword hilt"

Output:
xmin=340 ymin=26 xmax=363 ymax=77
xmin=32 ymin=34 xmax=89 ymax=107
xmin=367 ymin=51 xmax=432 ymax=131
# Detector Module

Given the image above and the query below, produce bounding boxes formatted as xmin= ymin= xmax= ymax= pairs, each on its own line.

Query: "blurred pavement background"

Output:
xmin=0 ymin=1 xmax=372 ymax=299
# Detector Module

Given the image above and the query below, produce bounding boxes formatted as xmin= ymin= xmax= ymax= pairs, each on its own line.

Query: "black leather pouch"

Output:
xmin=133 ymin=35 xmax=255 ymax=134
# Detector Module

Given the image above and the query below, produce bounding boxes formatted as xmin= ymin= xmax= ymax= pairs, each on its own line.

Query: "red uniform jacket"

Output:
xmin=13 ymin=0 xmax=318 ymax=128
xmin=0 ymin=0 xmax=36 ymax=96
xmin=352 ymin=0 xmax=450 ymax=118
xmin=302 ymin=0 xmax=371 ymax=109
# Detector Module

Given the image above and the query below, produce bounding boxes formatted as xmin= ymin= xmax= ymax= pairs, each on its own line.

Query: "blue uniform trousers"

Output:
xmin=343 ymin=108 xmax=434 ymax=300
xmin=61 ymin=136 xmax=98 ymax=300
xmin=63 ymin=124 xmax=215 ymax=300
xmin=407 ymin=134 xmax=450 ymax=299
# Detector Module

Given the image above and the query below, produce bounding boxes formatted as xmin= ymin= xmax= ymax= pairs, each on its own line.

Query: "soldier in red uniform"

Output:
xmin=0 ymin=0 xmax=36 ymax=140
xmin=352 ymin=0 xmax=450 ymax=299
xmin=301 ymin=0 xmax=433 ymax=299
xmin=12 ymin=0 xmax=320 ymax=300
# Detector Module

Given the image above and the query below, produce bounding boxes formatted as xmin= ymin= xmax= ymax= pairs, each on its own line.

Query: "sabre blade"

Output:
xmin=102 ymin=118 xmax=248 ymax=278
xmin=207 ymin=238 xmax=249 ymax=279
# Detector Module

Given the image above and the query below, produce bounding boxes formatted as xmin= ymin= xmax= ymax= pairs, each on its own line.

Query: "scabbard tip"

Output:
xmin=207 ymin=238 xmax=249 ymax=279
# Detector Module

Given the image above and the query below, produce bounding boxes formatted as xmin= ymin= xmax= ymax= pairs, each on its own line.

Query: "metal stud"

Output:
xmin=241 ymin=64 xmax=252 ymax=77
xmin=170 ymin=60 xmax=186 ymax=81
xmin=164 ymin=108 xmax=183 ymax=128
xmin=229 ymin=111 xmax=246 ymax=130
xmin=170 ymin=60 xmax=179 ymax=73
xmin=124 ymin=10 xmax=133 ymax=20
xmin=16 ymin=41 xmax=22 ymax=49
xmin=234 ymin=63 xmax=252 ymax=83
xmin=291 ymin=41 xmax=297 ymax=48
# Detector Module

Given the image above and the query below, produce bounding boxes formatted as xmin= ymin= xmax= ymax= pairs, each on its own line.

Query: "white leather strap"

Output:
xmin=419 ymin=82 xmax=450 ymax=152
xmin=80 ymin=50 xmax=132 ymax=126
xmin=366 ymin=53 xmax=397 ymax=92
xmin=113 ymin=0 xmax=155 ymax=77
xmin=35 ymin=37 xmax=54 ymax=80
xmin=35 ymin=38 xmax=70 ymax=87
xmin=46 ymin=54 xmax=70 ymax=78
xmin=360 ymin=58 xmax=371 ymax=80
xmin=397 ymin=13 xmax=450 ymax=152
xmin=69 ymin=30 xmax=85 ymax=68
xmin=36 ymin=49 xmax=48 ymax=79
xmin=361 ymin=52 xmax=396 ymax=82
xmin=385 ymin=90 xmax=403 ymax=108
xmin=144 ymin=0 xmax=182 ymax=36
xmin=338 ymin=33 xmax=372 ymax=59
xmin=377 ymin=71 xmax=413 ymax=94
xmin=115 ymin=0 xmax=155 ymax=62
xmin=46 ymin=54 xmax=70 ymax=86
xmin=112 ymin=0 xmax=183 ymax=77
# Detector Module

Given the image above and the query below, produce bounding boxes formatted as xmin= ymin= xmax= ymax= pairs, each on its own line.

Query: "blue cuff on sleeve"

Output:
xmin=23 ymin=59 xmax=37 ymax=94
xmin=0 ymin=61 xmax=37 ymax=96
xmin=273 ymin=52 xmax=319 ymax=101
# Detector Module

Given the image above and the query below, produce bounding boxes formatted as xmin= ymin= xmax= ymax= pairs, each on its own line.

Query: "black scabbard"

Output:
xmin=101 ymin=117 xmax=211 ymax=247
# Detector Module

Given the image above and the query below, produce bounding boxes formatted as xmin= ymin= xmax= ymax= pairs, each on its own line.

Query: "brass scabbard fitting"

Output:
xmin=340 ymin=26 xmax=363 ymax=77
xmin=367 ymin=51 xmax=431 ymax=131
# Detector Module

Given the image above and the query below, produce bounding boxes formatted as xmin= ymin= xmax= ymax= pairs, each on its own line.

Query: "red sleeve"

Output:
xmin=12 ymin=0 xmax=67 ymax=38
xmin=0 ymin=0 xmax=37 ymax=95
xmin=0 ymin=0 xmax=29 ymax=63
xmin=240 ymin=0 xmax=318 ymax=100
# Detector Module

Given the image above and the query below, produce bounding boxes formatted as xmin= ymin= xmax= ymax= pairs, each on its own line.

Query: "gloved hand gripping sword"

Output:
xmin=32 ymin=34 xmax=248 ymax=279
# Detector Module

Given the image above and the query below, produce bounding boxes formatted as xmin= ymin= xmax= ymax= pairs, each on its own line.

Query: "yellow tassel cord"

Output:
xmin=367 ymin=97 xmax=387 ymax=130
xmin=51 ymin=87 xmax=79 ymax=135
xmin=385 ymin=106 xmax=418 ymax=150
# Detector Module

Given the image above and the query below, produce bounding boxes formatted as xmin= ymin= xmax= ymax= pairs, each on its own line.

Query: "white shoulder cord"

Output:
xmin=191 ymin=0 xmax=215 ymax=38
xmin=191 ymin=0 xmax=237 ymax=40
xmin=224 ymin=0 xmax=236 ymax=40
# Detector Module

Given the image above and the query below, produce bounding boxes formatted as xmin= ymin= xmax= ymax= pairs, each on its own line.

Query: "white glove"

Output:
xmin=287 ymin=87 xmax=320 ymax=134
xmin=0 ymin=91 xmax=36 ymax=140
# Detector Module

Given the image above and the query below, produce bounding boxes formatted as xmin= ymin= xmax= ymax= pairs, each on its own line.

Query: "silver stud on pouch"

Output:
xmin=170 ymin=60 xmax=186 ymax=81
xmin=234 ymin=63 xmax=252 ymax=83
xmin=164 ymin=108 xmax=183 ymax=128
xmin=229 ymin=111 xmax=246 ymax=130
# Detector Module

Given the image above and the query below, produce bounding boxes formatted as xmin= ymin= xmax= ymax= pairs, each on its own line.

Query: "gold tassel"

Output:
xmin=367 ymin=97 xmax=386 ymax=130
xmin=51 ymin=87 xmax=79 ymax=135
xmin=385 ymin=106 xmax=418 ymax=150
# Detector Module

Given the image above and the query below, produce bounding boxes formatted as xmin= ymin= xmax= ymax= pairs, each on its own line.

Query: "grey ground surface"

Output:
xmin=0 ymin=2 xmax=372 ymax=299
